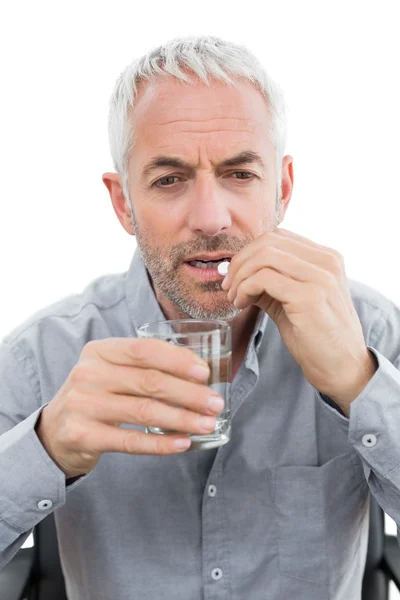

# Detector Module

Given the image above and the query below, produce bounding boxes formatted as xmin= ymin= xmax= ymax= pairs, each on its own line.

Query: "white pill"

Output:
xmin=217 ymin=261 xmax=230 ymax=276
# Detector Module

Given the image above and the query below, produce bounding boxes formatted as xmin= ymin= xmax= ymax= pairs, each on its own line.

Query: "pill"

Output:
xmin=217 ymin=261 xmax=230 ymax=276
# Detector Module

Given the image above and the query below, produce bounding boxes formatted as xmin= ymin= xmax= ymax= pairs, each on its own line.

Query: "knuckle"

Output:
xmin=122 ymin=429 xmax=139 ymax=454
xmin=81 ymin=340 xmax=96 ymax=357
xmin=61 ymin=417 xmax=87 ymax=449
xmin=328 ymin=251 xmax=344 ymax=275
xmin=135 ymin=397 xmax=155 ymax=426
xmin=70 ymin=360 xmax=96 ymax=386
xmin=187 ymin=410 xmax=200 ymax=431
xmin=331 ymin=248 xmax=344 ymax=262
xmin=155 ymin=435 xmax=170 ymax=455
xmin=65 ymin=387 xmax=86 ymax=411
xmin=70 ymin=363 xmax=90 ymax=385
xmin=130 ymin=338 xmax=149 ymax=366
xmin=142 ymin=368 xmax=163 ymax=396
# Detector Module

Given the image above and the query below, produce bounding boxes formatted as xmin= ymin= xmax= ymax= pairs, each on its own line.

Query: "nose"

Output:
xmin=186 ymin=175 xmax=232 ymax=236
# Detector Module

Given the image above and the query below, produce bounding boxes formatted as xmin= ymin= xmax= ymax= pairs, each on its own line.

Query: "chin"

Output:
xmin=183 ymin=302 xmax=241 ymax=321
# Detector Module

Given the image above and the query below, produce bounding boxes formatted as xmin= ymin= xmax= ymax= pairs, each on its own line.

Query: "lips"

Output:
xmin=184 ymin=254 xmax=232 ymax=262
xmin=184 ymin=261 xmax=226 ymax=281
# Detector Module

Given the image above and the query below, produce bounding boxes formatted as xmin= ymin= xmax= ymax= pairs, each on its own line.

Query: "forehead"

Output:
xmin=133 ymin=72 xmax=270 ymax=122
xmin=129 ymin=73 xmax=273 ymax=162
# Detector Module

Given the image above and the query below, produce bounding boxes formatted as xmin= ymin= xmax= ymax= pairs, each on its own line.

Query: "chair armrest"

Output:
xmin=382 ymin=534 xmax=400 ymax=591
xmin=0 ymin=547 xmax=35 ymax=600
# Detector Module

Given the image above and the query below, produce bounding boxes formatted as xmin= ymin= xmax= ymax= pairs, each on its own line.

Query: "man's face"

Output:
xmin=126 ymin=72 xmax=292 ymax=320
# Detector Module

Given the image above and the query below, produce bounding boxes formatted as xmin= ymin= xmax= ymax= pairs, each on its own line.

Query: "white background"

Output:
xmin=1 ymin=0 xmax=399 ymax=596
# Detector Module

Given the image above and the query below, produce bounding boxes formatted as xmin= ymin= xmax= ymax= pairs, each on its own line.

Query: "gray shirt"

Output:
xmin=1 ymin=248 xmax=400 ymax=600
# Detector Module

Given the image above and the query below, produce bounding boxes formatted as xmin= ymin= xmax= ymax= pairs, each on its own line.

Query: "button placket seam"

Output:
xmin=218 ymin=457 xmax=235 ymax=599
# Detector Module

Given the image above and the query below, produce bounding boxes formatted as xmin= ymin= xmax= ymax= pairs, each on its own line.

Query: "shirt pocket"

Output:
xmin=273 ymin=451 xmax=368 ymax=586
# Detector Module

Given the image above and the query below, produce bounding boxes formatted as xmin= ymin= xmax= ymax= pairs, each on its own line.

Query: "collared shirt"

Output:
xmin=1 ymin=247 xmax=400 ymax=600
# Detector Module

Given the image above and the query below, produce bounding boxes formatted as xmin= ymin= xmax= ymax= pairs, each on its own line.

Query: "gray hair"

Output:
xmin=107 ymin=35 xmax=289 ymax=222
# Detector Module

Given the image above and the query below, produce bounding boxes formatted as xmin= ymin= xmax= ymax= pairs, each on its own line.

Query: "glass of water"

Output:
xmin=136 ymin=319 xmax=232 ymax=451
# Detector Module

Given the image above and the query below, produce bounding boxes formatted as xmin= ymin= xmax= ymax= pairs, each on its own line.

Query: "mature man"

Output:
xmin=1 ymin=35 xmax=400 ymax=600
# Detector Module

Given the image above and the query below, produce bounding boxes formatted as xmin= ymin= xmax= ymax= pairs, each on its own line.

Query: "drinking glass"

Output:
xmin=136 ymin=319 xmax=232 ymax=451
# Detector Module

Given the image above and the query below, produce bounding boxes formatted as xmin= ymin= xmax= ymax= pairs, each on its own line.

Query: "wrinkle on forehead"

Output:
xmin=156 ymin=116 xmax=252 ymax=125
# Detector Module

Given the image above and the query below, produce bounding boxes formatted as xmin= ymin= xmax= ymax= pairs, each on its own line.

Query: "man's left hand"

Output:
xmin=221 ymin=228 xmax=378 ymax=416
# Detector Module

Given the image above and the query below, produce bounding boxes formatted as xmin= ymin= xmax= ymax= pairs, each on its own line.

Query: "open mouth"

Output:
xmin=186 ymin=258 xmax=231 ymax=270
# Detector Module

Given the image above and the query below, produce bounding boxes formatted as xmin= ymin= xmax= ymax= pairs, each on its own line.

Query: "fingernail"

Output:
xmin=221 ymin=276 xmax=229 ymax=289
xmin=174 ymin=438 xmax=192 ymax=450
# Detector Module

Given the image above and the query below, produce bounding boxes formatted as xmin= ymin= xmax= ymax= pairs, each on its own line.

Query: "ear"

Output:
xmin=279 ymin=155 xmax=294 ymax=221
xmin=102 ymin=172 xmax=135 ymax=236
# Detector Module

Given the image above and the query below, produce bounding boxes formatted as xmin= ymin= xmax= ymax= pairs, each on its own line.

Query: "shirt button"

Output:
xmin=211 ymin=567 xmax=223 ymax=580
xmin=362 ymin=434 xmax=377 ymax=447
xmin=208 ymin=485 xmax=217 ymax=497
xmin=37 ymin=500 xmax=53 ymax=510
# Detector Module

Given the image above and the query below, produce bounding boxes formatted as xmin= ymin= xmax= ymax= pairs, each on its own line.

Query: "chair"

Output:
xmin=1 ymin=494 xmax=400 ymax=600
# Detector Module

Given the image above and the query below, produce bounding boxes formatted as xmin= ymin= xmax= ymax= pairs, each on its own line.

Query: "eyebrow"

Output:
xmin=142 ymin=150 xmax=266 ymax=178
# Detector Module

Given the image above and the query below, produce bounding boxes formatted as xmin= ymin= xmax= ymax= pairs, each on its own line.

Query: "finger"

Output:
xmin=274 ymin=229 xmax=345 ymax=275
xmin=75 ymin=363 xmax=224 ymax=417
xmin=83 ymin=337 xmax=210 ymax=382
xmin=79 ymin=390 xmax=218 ymax=434
xmin=224 ymin=231 xmax=337 ymax=291
xmin=73 ymin=420 xmax=192 ymax=455
xmin=227 ymin=247 xmax=330 ymax=306
xmin=224 ymin=233 xmax=269 ymax=288
xmin=233 ymin=267 xmax=305 ymax=310
xmin=274 ymin=227 xmax=330 ymax=251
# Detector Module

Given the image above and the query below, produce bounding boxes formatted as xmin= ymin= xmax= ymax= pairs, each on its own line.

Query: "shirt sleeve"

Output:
xmin=316 ymin=301 xmax=400 ymax=546
xmin=346 ymin=346 xmax=400 ymax=543
xmin=0 ymin=342 xmax=91 ymax=569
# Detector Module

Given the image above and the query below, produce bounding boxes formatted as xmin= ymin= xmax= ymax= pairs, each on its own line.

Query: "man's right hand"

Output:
xmin=35 ymin=337 xmax=224 ymax=479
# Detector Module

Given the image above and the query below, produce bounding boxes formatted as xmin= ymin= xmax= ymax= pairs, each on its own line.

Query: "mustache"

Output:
xmin=150 ymin=222 xmax=281 ymax=266
xmin=176 ymin=238 xmax=251 ymax=263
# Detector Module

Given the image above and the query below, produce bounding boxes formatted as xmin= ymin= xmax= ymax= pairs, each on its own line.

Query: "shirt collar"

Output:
xmin=125 ymin=247 xmax=269 ymax=350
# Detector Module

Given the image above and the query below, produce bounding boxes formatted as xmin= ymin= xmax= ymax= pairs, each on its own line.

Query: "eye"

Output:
xmin=231 ymin=171 xmax=255 ymax=180
xmin=153 ymin=171 xmax=256 ymax=188
xmin=154 ymin=176 xmax=181 ymax=187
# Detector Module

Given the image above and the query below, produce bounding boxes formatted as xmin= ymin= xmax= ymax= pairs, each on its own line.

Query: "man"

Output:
xmin=1 ymin=35 xmax=400 ymax=600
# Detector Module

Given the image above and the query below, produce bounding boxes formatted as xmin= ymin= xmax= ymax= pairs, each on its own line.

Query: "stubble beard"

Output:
xmin=129 ymin=199 xmax=282 ymax=321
